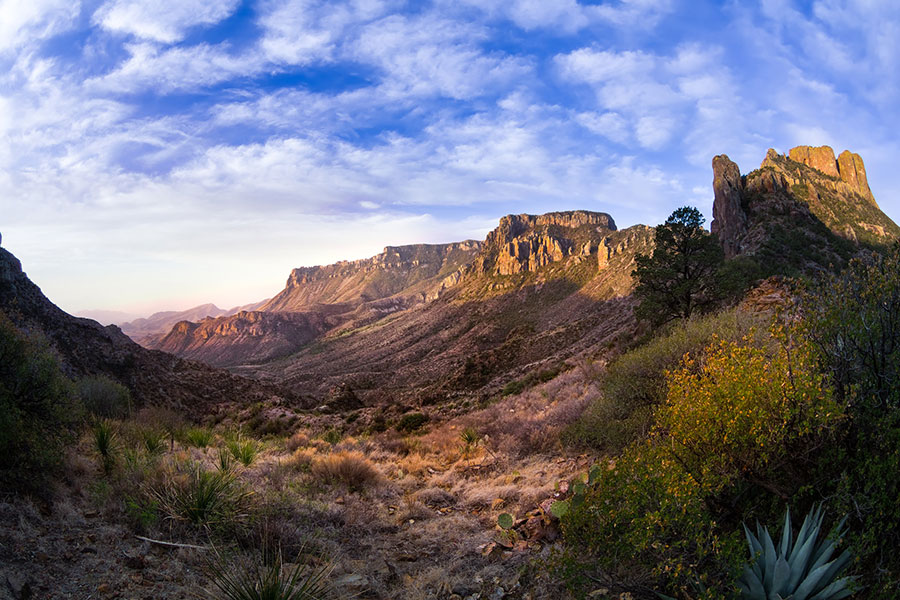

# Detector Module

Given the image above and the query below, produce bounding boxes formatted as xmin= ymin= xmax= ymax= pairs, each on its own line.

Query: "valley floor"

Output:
xmin=1 ymin=369 xmax=606 ymax=600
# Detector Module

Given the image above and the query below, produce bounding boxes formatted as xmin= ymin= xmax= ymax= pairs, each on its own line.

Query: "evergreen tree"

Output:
xmin=633 ymin=206 xmax=724 ymax=326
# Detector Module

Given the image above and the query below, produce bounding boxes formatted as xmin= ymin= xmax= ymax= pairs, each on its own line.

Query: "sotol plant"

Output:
xmin=739 ymin=505 xmax=857 ymax=600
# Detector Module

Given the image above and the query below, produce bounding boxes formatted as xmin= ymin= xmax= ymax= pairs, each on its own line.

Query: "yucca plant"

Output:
xmin=218 ymin=446 xmax=236 ymax=472
xmin=227 ymin=435 xmax=259 ymax=467
xmin=206 ymin=547 xmax=334 ymax=600
xmin=152 ymin=464 xmax=248 ymax=526
xmin=185 ymin=427 xmax=214 ymax=448
xmin=459 ymin=427 xmax=481 ymax=458
xmin=738 ymin=505 xmax=857 ymax=600
xmin=93 ymin=419 xmax=117 ymax=474
xmin=142 ymin=428 xmax=167 ymax=455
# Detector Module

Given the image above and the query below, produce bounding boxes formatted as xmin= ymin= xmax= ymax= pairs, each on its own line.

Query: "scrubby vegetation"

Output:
xmin=0 ymin=311 xmax=81 ymax=496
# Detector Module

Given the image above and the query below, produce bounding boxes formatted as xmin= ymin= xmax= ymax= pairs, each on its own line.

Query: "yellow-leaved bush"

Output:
xmin=560 ymin=330 xmax=844 ymax=597
xmin=658 ymin=333 xmax=843 ymax=497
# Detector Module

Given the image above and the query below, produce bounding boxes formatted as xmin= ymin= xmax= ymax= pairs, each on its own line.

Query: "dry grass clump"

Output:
xmin=397 ymin=452 xmax=437 ymax=477
xmin=413 ymin=486 xmax=456 ymax=508
xmin=284 ymin=430 xmax=310 ymax=452
xmin=287 ymin=448 xmax=318 ymax=471
xmin=310 ymin=451 xmax=381 ymax=491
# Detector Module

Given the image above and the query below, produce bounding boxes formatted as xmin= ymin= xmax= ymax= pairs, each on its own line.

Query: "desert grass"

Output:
xmin=310 ymin=451 xmax=381 ymax=491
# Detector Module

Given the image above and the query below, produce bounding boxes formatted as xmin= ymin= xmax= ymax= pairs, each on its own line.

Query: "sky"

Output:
xmin=2 ymin=0 xmax=899 ymax=319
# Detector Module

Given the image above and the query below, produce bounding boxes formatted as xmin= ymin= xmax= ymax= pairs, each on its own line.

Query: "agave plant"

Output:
xmin=206 ymin=546 xmax=333 ymax=600
xmin=738 ymin=505 xmax=857 ymax=600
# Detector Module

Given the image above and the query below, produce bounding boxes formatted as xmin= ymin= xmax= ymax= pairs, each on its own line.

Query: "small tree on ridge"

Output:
xmin=633 ymin=206 xmax=724 ymax=326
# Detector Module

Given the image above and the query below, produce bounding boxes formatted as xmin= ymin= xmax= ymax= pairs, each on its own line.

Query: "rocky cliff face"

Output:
xmin=261 ymin=242 xmax=481 ymax=312
xmin=710 ymin=154 xmax=748 ymax=257
xmin=711 ymin=146 xmax=899 ymax=270
xmin=472 ymin=211 xmax=616 ymax=276
xmin=0 ymin=241 xmax=298 ymax=416
xmin=785 ymin=145 xmax=876 ymax=203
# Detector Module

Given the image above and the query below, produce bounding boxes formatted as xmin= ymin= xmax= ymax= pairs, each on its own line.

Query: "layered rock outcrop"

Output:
xmin=597 ymin=225 xmax=654 ymax=271
xmin=474 ymin=211 xmax=616 ymax=276
xmin=710 ymin=145 xmax=899 ymax=269
xmin=154 ymin=310 xmax=330 ymax=367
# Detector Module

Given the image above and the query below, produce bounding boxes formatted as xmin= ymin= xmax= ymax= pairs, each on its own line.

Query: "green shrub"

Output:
xmin=0 ymin=312 xmax=80 ymax=495
xmin=501 ymin=366 xmax=561 ymax=397
xmin=659 ymin=335 xmax=842 ymax=498
xmin=78 ymin=375 xmax=132 ymax=418
xmin=562 ymin=331 xmax=843 ymax=596
xmin=395 ymin=412 xmax=429 ymax=433
xmin=321 ymin=429 xmax=342 ymax=445
xmin=798 ymin=244 xmax=900 ymax=596
xmin=562 ymin=443 xmax=744 ymax=597
xmin=565 ymin=308 xmax=769 ymax=451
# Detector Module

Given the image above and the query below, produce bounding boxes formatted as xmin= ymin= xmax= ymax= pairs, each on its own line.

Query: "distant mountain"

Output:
xmin=119 ymin=300 xmax=267 ymax=344
xmin=74 ymin=309 xmax=141 ymax=326
xmin=238 ymin=212 xmax=653 ymax=405
xmin=0 ymin=241 xmax=299 ymax=417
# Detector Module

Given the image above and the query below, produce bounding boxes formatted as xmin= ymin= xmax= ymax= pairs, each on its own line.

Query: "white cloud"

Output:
xmin=87 ymin=42 xmax=265 ymax=93
xmin=0 ymin=0 xmax=80 ymax=52
xmin=351 ymin=14 xmax=532 ymax=100
xmin=588 ymin=0 xmax=674 ymax=27
xmin=93 ymin=0 xmax=241 ymax=43
xmin=454 ymin=0 xmax=673 ymax=32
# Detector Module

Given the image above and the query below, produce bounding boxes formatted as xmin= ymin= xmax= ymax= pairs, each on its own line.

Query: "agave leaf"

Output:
xmin=792 ymin=559 xmax=842 ymax=600
xmin=744 ymin=523 xmax=763 ymax=559
xmin=787 ymin=520 xmax=822 ymax=585
xmin=804 ymin=536 xmax=838 ymax=581
xmin=816 ymin=549 xmax=852 ymax=592
xmin=772 ymin=556 xmax=792 ymax=596
xmin=806 ymin=576 xmax=857 ymax=600
xmin=738 ymin=564 xmax=766 ymax=600
xmin=790 ymin=506 xmax=822 ymax=567
xmin=779 ymin=507 xmax=793 ymax=558
xmin=813 ymin=515 xmax=849 ymax=565
xmin=762 ymin=524 xmax=777 ymax=592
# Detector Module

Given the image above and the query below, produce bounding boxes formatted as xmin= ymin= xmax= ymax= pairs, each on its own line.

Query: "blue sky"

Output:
xmin=1 ymin=0 xmax=899 ymax=317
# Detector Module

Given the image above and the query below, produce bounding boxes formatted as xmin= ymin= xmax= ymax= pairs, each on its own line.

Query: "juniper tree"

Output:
xmin=633 ymin=206 xmax=725 ymax=326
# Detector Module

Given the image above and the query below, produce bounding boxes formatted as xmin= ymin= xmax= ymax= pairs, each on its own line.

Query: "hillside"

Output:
xmin=144 ymin=242 xmax=482 ymax=366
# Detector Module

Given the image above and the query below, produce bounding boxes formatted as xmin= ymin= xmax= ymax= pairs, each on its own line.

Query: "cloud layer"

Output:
xmin=1 ymin=0 xmax=898 ymax=314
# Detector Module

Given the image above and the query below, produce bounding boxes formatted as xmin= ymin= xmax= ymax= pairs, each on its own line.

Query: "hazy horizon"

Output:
xmin=3 ymin=0 xmax=899 ymax=316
